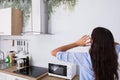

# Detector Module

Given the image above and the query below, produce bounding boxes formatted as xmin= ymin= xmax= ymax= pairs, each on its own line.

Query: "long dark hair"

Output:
xmin=89 ymin=27 xmax=118 ymax=80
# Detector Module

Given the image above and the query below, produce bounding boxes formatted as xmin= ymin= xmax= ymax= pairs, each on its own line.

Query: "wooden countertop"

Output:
xmin=0 ymin=66 xmax=79 ymax=80
xmin=40 ymin=75 xmax=79 ymax=80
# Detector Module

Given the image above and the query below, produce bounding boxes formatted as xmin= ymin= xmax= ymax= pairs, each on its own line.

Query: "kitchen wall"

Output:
xmin=0 ymin=0 xmax=120 ymax=70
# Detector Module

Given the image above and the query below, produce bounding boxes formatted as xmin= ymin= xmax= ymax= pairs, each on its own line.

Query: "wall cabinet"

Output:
xmin=0 ymin=72 xmax=28 ymax=80
xmin=0 ymin=8 xmax=23 ymax=35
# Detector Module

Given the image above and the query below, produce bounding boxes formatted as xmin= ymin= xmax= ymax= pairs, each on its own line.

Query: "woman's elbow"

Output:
xmin=51 ymin=50 xmax=57 ymax=57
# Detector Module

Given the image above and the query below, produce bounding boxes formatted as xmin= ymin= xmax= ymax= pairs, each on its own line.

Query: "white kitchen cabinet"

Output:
xmin=0 ymin=72 xmax=28 ymax=80
xmin=0 ymin=8 xmax=23 ymax=35
xmin=0 ymin=72 xmax=7 ymax=80
xmin=7 ymin=75 xmax=28 ymax=80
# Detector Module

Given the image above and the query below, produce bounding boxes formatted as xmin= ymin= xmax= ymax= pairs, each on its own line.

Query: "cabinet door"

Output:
xmin=0 ymin=8 xmax=22 ymax=35
xmin=6 ymin=74 xmax=28 ymax=80
xmin=12 ymin=76 xmax=28 ymax=80
xmin=0 ymin=8 xmax=11 ymax=35
xmin=0 ymin=72 xmax=28 ymax=80
xmin=0 ymin=72 xmax=7 ymax=80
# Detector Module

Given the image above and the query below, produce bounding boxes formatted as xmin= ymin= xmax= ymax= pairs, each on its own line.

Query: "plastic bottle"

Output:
xmin=5 ymin=55 xmax=10 ymax=63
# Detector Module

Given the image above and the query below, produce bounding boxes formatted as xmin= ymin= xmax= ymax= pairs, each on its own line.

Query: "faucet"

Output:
xmin=0 ymin=50 xmax=4 ymax=63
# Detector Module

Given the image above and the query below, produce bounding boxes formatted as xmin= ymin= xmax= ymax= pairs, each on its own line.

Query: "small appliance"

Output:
xmin=48 ymin=62 xmax=76 ymax=80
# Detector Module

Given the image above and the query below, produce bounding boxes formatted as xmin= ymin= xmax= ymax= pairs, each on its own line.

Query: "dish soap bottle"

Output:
xmin=5 ymin=55 xmax=10 ymax=63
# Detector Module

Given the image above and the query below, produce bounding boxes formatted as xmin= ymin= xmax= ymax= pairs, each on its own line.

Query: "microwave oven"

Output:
xmin=48 ymin=62 xmax=76 ymax=80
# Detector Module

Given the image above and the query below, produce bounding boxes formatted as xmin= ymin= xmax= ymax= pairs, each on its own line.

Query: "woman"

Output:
xmin=51 ymin=27 xmax=120 ymax=80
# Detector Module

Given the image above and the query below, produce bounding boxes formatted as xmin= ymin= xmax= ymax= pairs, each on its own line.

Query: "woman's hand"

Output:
xmin=75 ymin=35 xmax=91 ymax=46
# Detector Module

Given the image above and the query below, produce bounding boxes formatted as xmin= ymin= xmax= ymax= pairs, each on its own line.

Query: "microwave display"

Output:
xmin=49 ymin=63 xmax=67 ymax=76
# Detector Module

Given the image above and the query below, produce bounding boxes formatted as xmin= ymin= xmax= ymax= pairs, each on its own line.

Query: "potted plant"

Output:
xmin=47 ymin=0 xmax=78 ymax=18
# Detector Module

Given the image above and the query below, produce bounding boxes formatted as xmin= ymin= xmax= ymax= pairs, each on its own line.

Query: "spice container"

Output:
xmin=16 ymin=59 xmax=24 ymax=69
xmin=9 ymin=51 xmax=15 ymax=63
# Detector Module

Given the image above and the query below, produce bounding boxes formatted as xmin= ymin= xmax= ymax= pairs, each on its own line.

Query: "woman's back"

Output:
xmin=51 ymin=27 xmax=120 ymax=80
xmin=56 ymin=44 xmax=120 ymax=80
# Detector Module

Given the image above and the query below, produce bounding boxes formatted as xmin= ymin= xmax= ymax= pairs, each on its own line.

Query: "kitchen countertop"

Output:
xmin=0 ymin=66 xmax=79 ymax=80
xmin=40 ymin=75 xmax=79 ymax=80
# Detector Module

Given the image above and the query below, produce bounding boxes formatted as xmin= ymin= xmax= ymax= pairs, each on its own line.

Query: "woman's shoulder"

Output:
xmin=73 ymin=52 xmax=92 ymax=67
xmin=73 ymin=51 xmax=90 ymax=59
xmin=116 ymin=44 xmax=120 ymax=47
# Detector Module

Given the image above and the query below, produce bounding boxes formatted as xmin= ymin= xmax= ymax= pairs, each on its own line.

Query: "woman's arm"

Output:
xmin=51 ymin=35 xmax=91 ymax=56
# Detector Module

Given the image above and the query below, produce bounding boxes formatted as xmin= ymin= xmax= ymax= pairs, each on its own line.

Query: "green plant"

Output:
xmin=47 ymin=0 xmax=78 ymax=18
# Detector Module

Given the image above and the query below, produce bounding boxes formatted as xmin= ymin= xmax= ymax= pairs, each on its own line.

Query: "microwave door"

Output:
xmin=49 ymin=64 xmax=67 ymax=76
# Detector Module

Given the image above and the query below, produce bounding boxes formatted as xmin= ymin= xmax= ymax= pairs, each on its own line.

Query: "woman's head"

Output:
xmin=91 ymin=27 xmax=114 ymax=49
xmin=89 ymin=27 xmax=118 ymax=80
